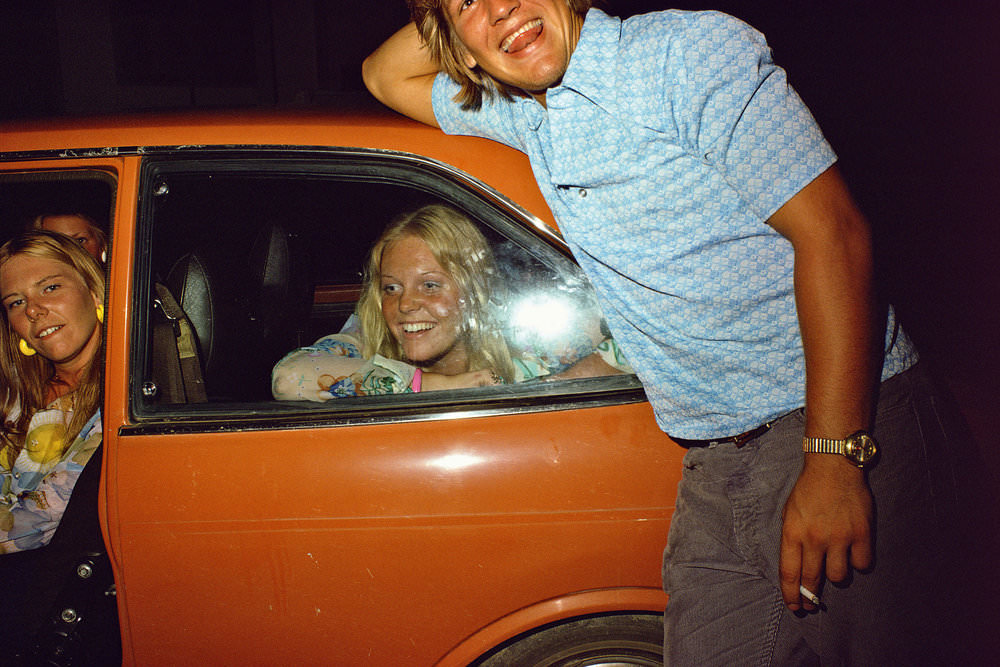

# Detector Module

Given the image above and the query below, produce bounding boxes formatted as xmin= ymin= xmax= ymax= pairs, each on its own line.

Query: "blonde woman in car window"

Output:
xmin=272 ymin=204 xmax=627 ymax=401
xmin=0 ymin=230 xmax=104 ymax=554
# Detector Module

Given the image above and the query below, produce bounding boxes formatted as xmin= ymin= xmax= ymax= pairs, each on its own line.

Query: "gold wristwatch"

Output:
xmin=802 ymin=430 xmax=878 ymax=468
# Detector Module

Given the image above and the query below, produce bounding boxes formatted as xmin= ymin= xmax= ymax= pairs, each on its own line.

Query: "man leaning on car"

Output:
xmin=362 ymin=0 xmax=988 ymax=664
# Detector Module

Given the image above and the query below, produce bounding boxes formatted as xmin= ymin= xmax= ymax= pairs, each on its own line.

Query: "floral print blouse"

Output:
xmin=271 ymin=322 xmax=631 ymax=402
xmin=1 ymin=402 xmax=102 ymax=554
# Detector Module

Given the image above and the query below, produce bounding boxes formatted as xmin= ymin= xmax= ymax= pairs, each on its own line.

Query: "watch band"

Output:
xmin=802 ymin=436 xmax=848 ymax=454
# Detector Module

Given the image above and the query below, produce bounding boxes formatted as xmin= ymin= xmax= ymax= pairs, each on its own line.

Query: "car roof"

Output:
xmin=0 ymin=108 xmax=557 ymax=230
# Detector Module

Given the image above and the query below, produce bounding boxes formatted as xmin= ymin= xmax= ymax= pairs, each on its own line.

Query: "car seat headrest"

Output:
xmin=166 ymin=251 xmax=217 ymax=370
xmin=249 ymin=225 xmax=292 ymax=336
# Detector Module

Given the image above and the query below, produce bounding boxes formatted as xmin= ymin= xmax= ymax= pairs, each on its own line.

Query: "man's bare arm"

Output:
xmin=767 ymin=165 xmax=881 ymax=611
xmin=362 ymin=23 xmax=441 ymax=128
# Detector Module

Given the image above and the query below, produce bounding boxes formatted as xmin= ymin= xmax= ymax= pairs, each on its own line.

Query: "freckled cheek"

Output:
xmin=8 ymin=316 xmax=30 ymax=339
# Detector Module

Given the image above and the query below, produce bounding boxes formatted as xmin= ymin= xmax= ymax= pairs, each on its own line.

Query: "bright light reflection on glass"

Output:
xmin=427 ymin=453 xmax=488 ymax=472
xmin=509 ymin=293 xmax=573 ymax=342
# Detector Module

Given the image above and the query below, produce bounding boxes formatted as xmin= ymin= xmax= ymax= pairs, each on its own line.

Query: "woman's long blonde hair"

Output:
xmin=0 ymin=231 xmax=105 ymax=460
xmin=356 ymin=204 xmax=516 ymax=382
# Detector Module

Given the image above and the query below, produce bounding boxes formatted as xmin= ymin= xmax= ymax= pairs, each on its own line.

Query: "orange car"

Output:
xmin=0 ymin=111 xmax=681 ymax=665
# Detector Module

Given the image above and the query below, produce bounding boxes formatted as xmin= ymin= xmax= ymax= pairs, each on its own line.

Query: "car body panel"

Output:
xmin=114 ymin=405 xmax=676 ymax=663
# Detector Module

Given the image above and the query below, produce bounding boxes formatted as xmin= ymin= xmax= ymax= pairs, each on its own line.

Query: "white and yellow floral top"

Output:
xmin=0 ymin=401 xmax=102 ymax=554
xmin=271 ymin=329 xmax=631 ymax=402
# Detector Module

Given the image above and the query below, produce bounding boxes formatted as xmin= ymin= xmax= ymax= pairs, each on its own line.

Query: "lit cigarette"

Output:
xmin=799 ymin=584 xmax=821 ymax=606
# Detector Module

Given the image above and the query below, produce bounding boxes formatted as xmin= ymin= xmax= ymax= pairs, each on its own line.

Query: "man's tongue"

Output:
xmin=505 ymin=23 xmax=542 ymax=54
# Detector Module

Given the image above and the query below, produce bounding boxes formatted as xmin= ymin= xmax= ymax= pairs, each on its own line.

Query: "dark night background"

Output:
xmin=1 ymin=1 xmax=998 ymax=476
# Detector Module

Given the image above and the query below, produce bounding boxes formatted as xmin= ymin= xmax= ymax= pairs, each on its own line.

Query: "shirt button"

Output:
xmin=578 ymin=188 xmax=588 ymax=197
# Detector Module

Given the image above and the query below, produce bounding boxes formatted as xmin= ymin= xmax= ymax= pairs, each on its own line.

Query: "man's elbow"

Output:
xmin=361 ymin=55 xmax=385 ymax=103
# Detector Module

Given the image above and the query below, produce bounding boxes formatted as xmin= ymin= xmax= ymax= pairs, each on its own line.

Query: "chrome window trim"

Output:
xmin=120 ymin=377 xmax=648 ymax=437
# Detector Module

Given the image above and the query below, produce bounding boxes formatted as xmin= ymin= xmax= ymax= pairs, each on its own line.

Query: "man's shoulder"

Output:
xmin=617 ymin=9 xmax=753 ymax=50
xmin=609 ymin=8 xmax=771 ymax=96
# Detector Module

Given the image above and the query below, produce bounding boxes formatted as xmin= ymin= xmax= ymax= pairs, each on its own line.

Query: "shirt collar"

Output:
xmin=513 ymin=93 xmax=545 ymax=130
xmin=548 ymin=9 xmax=622 ymax=111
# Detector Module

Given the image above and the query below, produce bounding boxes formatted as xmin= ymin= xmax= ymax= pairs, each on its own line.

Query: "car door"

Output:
xmin=109 ymin=145 xmax=679 ymax=665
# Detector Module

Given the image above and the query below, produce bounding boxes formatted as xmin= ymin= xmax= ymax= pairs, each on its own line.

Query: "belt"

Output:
xmin=670 ymin=421 xmax=774 ymax=449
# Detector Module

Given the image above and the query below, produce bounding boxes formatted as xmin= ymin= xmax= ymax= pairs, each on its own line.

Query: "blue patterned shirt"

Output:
xmin=433 ymin=9 xmax=916 ymax=438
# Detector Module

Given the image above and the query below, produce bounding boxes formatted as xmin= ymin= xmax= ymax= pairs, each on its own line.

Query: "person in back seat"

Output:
xmin=272 ymin=204 xmax=627 ymax=401
xmin=0 ymin=230 xmax=104 ymax=553
xmin=32 ymin=212 xmax=107 ymax=264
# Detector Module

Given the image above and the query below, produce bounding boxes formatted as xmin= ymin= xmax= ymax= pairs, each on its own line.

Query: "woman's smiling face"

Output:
xmin=1 ymin=253 xmax=101 ymax=381
xmin=380 ymin=235 xmax=469 ymax=375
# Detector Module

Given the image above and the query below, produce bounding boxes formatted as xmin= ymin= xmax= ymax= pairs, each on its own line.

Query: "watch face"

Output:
xmin=845 ymin=433 xmax=878 ymax=466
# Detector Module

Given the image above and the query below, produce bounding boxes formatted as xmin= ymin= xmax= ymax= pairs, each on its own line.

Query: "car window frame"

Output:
xmin=127 ymin=146 xmax=646 ymax=433
xmin=0 ymin=167 xmax=118 ymax=249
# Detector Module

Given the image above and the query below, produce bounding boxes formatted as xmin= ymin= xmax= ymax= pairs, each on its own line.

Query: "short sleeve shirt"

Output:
xmin=433 ymin=9 xmax=916 ymax=438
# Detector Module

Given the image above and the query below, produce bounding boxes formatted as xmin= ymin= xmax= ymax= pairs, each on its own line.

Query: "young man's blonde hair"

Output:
xmin=0 ymin=230 xmax=105 ymax=461
xmin=356 ymin=204 xmax=516 ymax=381
xmin=407 ymin=0 xmax=594 ymax=110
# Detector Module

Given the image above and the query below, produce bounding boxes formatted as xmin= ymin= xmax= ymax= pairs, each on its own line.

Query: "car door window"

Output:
xmin=133 ymin=153 xmax=640 ymax=420
xmin=0 ymin=171 xmax=114 ymax=248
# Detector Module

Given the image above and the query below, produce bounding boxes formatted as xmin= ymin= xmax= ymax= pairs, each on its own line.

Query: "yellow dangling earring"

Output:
xmin=18 ymin=338 xmax=37 ymax=356
xmin=96 ymin=304 xmax=104 ymax=324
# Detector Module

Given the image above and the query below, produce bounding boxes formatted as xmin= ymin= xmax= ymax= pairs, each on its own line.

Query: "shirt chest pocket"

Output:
xmin=544 ymin=107 xmax=683 ymax=189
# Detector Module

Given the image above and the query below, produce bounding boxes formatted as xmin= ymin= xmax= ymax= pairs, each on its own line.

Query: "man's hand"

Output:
xmin=779 ymin=453 xmax=873 ymax=610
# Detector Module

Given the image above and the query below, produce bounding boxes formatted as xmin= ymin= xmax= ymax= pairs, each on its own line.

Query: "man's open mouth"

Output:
xmin=501 ymin=19 xmax=543 ymax=54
